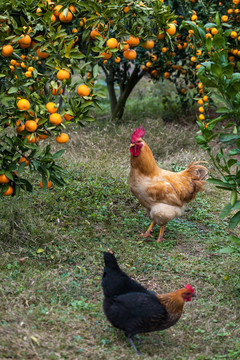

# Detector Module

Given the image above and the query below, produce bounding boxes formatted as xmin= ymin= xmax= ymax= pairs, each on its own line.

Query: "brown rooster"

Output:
xmin=102 ymin=251 xmax=196 ymax=355
xmin=129 ymin=126 xmax=208 ymax=242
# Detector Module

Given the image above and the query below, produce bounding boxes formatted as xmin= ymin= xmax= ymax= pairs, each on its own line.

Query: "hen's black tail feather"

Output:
xmin=103 ymin=251 xmax=120 ymax=271
xmin=102 ymin=252 xmax=151 ymax=298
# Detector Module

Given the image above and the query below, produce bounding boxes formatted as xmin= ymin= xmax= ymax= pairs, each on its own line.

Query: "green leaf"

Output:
xmin=194 ymin=135 xmax=207 ymax=145
xmin=52 ymin=149 xmax=65 ymax=159
xmin=219 ymin=134 xmax=239 ymax=143
xmin=219 ymin=203 xmax=232 ymax=220
xmin=229 ymin=211 xmax=240 ymax=229
xmin=213 ymin=34 xmax=225 ymax=49
xmin=211 ymin=64 xmax=222 ymax=77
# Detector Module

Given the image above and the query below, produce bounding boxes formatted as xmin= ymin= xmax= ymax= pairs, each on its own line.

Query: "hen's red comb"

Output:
xmin=131 ymin=126 xmax=145 ymax=143
xmin=185 ymin=284 xmax=195 ymax=292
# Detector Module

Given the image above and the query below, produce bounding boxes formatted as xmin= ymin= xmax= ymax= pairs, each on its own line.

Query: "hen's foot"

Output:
xmin=141 ymin=221 xmax=155 ymax=240
xmin=156 ymin=225 xmax=166 ymax=243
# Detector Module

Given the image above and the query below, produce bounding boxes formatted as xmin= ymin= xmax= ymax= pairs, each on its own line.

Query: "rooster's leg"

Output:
xmin=126 ymin=335 xmax=142 ymax=356
xmin=156 ymin=225 xmax=166 ymax=242
xmin=141 ymin=221 xmax=155 ymax=239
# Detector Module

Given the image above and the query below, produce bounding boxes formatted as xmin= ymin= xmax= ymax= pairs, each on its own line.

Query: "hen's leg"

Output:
xmin=156 ymin=225 xmax=166 ymax=242
xmin=141 ymin=221 xmax=155 ymax=239
xmin=126 ymin=335 xmax=143 ymax=356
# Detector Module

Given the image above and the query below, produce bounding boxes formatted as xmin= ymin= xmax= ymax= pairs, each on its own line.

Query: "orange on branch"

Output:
xmin=56 ymin=133 xmax=69 ymax=143
xmin=40 ymin=179 xmax=52 ymax=188
xmin=46 ymin=102 xmax=58 ymax=113
xmin=166 ymin=23 xmax=176 ymax=36
xmin=25 ymin=120 xmax=37 ymax=132
xmin=106 ymin=38 xmax=118 ymax=48
xmin=1 ymin=44 xmax=13 ymax=57
xmin=126 ymin=36 xmax=139 ymax=47
xmin=141 ymin=40 xmax=154 ymax=49
xmin=123 ymin=49 xmax=137 ymax=60
xmin=17 ymin=99 xmax=30 ymax=111
xmin=77 ymin=84 xmax=91 ymax=97
xmin=59 ymin=11 xmax=73 ymax=23
xmin=57 ymin=69 xmax=70 ymax=80
xmin=49 ymin=113 xmax=62 ymax=125
xmin=3 ymin=186 xmax=13 ymax=196
xmin=19 ymin=157 xmax=29 ymax=166
xmin=0 ymin=174 xmax=10 ymax=184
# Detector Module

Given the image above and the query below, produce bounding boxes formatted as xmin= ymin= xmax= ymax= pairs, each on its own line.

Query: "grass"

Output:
xmin=0 ymin=94 xmax=240 ymax=359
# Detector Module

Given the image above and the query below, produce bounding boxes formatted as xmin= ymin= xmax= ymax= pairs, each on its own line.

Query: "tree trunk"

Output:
xmin=103 ymin=64 xmax=145 ymax=122
xmin=111 ymin=66 xmax=144 ymax=122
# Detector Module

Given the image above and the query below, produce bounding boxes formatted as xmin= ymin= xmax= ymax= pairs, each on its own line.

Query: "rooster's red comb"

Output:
xmin=131 ymin=126 xmax=145 ymax=143
xmin=185 ymin=284 xmax=195 ymax=292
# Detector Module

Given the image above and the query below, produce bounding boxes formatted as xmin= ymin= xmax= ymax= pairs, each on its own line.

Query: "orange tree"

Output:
xmin=181 ymin=2 xmax=240 ymax=237
xmin=0 ymin=0 xmax=175 ymax=196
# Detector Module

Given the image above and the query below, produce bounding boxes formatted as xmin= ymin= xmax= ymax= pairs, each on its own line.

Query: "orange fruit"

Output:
xmin=27 ymin=134 xmax=39 ymax=143
xmin=126 ymin=36 xmax=139 ymax=47
xmin=166 ymin=23 xmax=176 ymax=36
xmin=69 ymin=5 xmax=76 ymax=13
xmin=77 ymin=84 xmax=91 ymax=97
xmin=199 ymin=114 xmax=205 ymax=120
xmin=52 ymin=86 xmax=63 ymax=95
xmin=203 ymin=95 xmax=209 ymax=102
xmin=196 ymin=49 xmax=202 ymax=56
xmin=10 ymin=59 xmax=16 ymax=65
xmin=162 ymin=47 xmax=168 ymax=53
xmin=211 ymin=28 xmax=218 ymax=35
xmin=3 ymin=185 xmax=13 ymax=196
xmin=36 ymin=47 xmax=49 ymax=59
xmin=19 ymin=157 xmax=29 ymax=166
xmin=46 ymin=102 xmax=58 ymax=113
xmin=90 ymin=28 xmax=101 ymax=39
xmin=120 ymin=42 xmax=129 ymax=51
xmin=114 ymin=56 xmax=121 ymax=63
xmin=191 ymin=56 xmax=196 ymax=62
xmin=59 ymin=11 xmax=73 ymax=23
xmin=72 ymin=28 xmax=78 ymax=34
xmin=49 ymin=113 xmax=62 ymax=125
xmin=146 ymin=61 xmax=152 ymax=67
xmin=40 ymin=179 xmax=52 ymax=188
xmin=230 ymin=31 xmax=238 ymax=39
xmin=16 ymin=124 xmax=25 ymax=133
xmin=141 ymin=40 xmax=154 ymax=49
xmin=164 ymin=72 xmax=170 ymax=79
xmin=106 ymin=38 xmax=118 ymax=48
xmin=0 ymin=174 xmax=10 ymax=184
xmin=57 ymin=69 xmax=71 ymax=80
xmin=38 ymin=132 xmax=49 ymax=140
xmin=25 ymin=71 xmax=32 ymax=78
xmin=1 ymin=44 xmax=14 ymax=57
xmin=51 ymin=14 xmax=57 ymax=22
xmin=101 ymin=51 xmax=112 ymax=60
xmin=191 ymin=14 xmax=198 ymax=21
xmin=157 ymin=32 xmax=165 ymax=40
xmin=17 ymin=34 xmax=31 ymax=48
xmin=17 ymin=99 xmax=30 ymax=111
xmin=123 ymin=49 xmax=137 ymax=60
xmin=36 ymin=7 xmax=42 ymax=15
xmin=199 ymin=106 xmax=204 ymax=113
xmin=124 ymin=6 xmax=130 ymax=13
xmin=198 ymin=98 xmax=204 ymax=105
xmin=198 ymin=82 xmax=203 ymax=89
xmin=221 ymin=15 xmax=229 ymax=22
xmin=53 ymin=5 xmax=63 ymax=17
xmin=25 ymin=120 xmax=38 ymax=132
xmin=56 ymin=133 xmax=69 ymax=143
xmin=64 ymin=113 xmax=74 ymax=121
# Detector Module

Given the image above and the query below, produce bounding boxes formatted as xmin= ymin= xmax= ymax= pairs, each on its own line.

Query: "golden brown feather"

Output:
xmin=129 ymin=129 xmax=208 ymax=242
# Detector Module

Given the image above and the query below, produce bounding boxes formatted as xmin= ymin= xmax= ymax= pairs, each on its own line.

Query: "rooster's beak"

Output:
xmin=130 ymin=143 xmax=135 ymax=147
xmin=192 ymin=293 xmax=196 ymax=298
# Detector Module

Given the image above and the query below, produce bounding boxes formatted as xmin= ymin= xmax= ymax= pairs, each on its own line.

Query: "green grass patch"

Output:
xmin=0 ymin=118 xmax=239 ymax=360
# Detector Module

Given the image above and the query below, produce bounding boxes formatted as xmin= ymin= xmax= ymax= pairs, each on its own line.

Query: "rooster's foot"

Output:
xmin=141 ymin=232 xmax=153 ymax=239
xmin=156 ymin=237 xmax=165 ymax=243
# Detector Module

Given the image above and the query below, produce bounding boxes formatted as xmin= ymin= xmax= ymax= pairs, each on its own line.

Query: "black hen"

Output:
xmin=101 ymin=251 xmax=196 ymax=355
